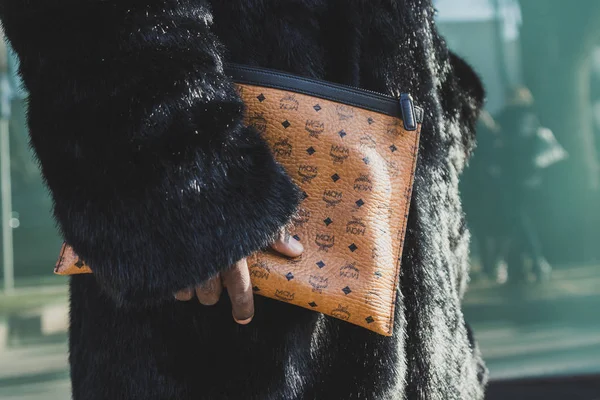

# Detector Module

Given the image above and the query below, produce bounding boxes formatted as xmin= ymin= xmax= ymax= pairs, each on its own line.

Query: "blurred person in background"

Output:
xmin=496 ymin=87 xmax=567 ymax=284
xmin=464 ymin=87 xmax=567 ymax=285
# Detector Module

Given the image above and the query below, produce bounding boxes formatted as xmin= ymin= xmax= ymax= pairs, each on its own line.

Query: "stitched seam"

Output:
xmin=387 ymin=124 xmax=421 ymax=336
xmin=229 ymin=66 xmax=424 ymax=116
xmin=230 ymin=65 xmax=395 ymax=102
xmin=54 ymin=244 xmax=68 ymax=273
xmin=231 ymin=69 xmax=423 ymax=121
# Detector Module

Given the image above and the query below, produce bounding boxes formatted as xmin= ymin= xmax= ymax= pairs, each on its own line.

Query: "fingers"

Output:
xmin=270 ymin=228 xmax=304 ymax=258
xmin=176 ymin=227 xmax=301 ymax=322
xmin=174 ymin=288 xmax=194 ymax=301
xmin=196 ymin=274 xmax=223 ymax=306
xmin=222 ymin=258 xmax=254 ymax=325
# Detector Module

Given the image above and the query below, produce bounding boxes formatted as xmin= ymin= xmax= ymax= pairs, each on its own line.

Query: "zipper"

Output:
xmin=224 ymin=63 xmax=422 ymax=131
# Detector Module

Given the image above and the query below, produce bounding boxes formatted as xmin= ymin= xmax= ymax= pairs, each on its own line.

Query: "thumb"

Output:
xmin=270 ymin=228 xmax=304 ymax=257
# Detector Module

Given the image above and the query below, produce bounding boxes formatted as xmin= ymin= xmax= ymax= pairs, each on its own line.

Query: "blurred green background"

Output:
xmin=1 ymin=0 xmax=599 ymax=398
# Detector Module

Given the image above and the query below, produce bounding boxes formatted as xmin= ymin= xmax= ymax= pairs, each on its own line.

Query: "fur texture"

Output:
xmin=0 ymin=0 xmax=487 ymax=398
xmin=0 ymin=0 xmax=301 ymax=305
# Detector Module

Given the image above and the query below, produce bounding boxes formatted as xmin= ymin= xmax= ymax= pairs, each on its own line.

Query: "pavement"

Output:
xmin=0 ymin=263 xmax=599 ymax=399
xmin=0 ymin=284 xmax=70 ymax=399
xmin=464 ymin=263 xmax=600 ymax=381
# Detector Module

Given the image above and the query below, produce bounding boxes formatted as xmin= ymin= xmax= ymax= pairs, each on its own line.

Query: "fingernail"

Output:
xmin=174 ymin=289 xmax=193 ymax=301
xmin=289 ymin=238 xmax=304 ymax=253
xmin=233 ymin=313 xmax=254 ymax=325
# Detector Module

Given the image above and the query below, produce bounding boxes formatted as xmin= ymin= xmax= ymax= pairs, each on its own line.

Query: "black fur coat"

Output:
xmin=0 ymin=0 xmax=487 ymax=398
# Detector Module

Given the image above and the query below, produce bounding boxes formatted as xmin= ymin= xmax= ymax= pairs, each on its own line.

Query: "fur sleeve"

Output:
xmin=0 ymin=0 xmax=300 ymax=306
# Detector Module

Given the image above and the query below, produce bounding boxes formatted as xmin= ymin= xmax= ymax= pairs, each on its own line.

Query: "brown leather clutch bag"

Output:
xmin=55 ymin=64 xmax=423 ymax=336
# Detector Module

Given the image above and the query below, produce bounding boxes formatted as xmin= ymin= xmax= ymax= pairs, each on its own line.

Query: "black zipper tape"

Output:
xmin=224 ymin=63 xmax=423 ymax=131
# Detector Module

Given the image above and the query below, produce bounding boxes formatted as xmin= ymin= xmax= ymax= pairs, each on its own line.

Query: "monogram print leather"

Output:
xmin=55 ymin=83 xmax=421 ymax=336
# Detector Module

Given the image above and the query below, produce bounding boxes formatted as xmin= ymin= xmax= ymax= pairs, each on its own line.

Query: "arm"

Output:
xmin=0 ymin=0 xmax=300 ymax=306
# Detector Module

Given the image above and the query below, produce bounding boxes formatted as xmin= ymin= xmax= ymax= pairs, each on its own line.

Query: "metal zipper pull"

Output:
xmin=400 ymin=93 xmax=417 ymax=131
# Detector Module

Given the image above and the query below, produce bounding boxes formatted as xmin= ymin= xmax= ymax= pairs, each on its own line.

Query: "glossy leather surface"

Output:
xmin=55 ymin=82 xmax=421 ymax=336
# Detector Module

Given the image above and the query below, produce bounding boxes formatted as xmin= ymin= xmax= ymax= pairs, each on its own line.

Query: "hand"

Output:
xmin=174 ymin=229 xmax=303 ymax=325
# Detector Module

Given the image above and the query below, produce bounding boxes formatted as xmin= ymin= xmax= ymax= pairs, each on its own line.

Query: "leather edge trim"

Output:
xmin=225 ymin=64 xmax=424 ymax=122
xmin=386 ymin=123 xmax=422 ymax=336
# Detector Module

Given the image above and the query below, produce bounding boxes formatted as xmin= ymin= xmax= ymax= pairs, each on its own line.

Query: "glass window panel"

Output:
xmin=436 ymin=0 xmax=600 ymax=382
